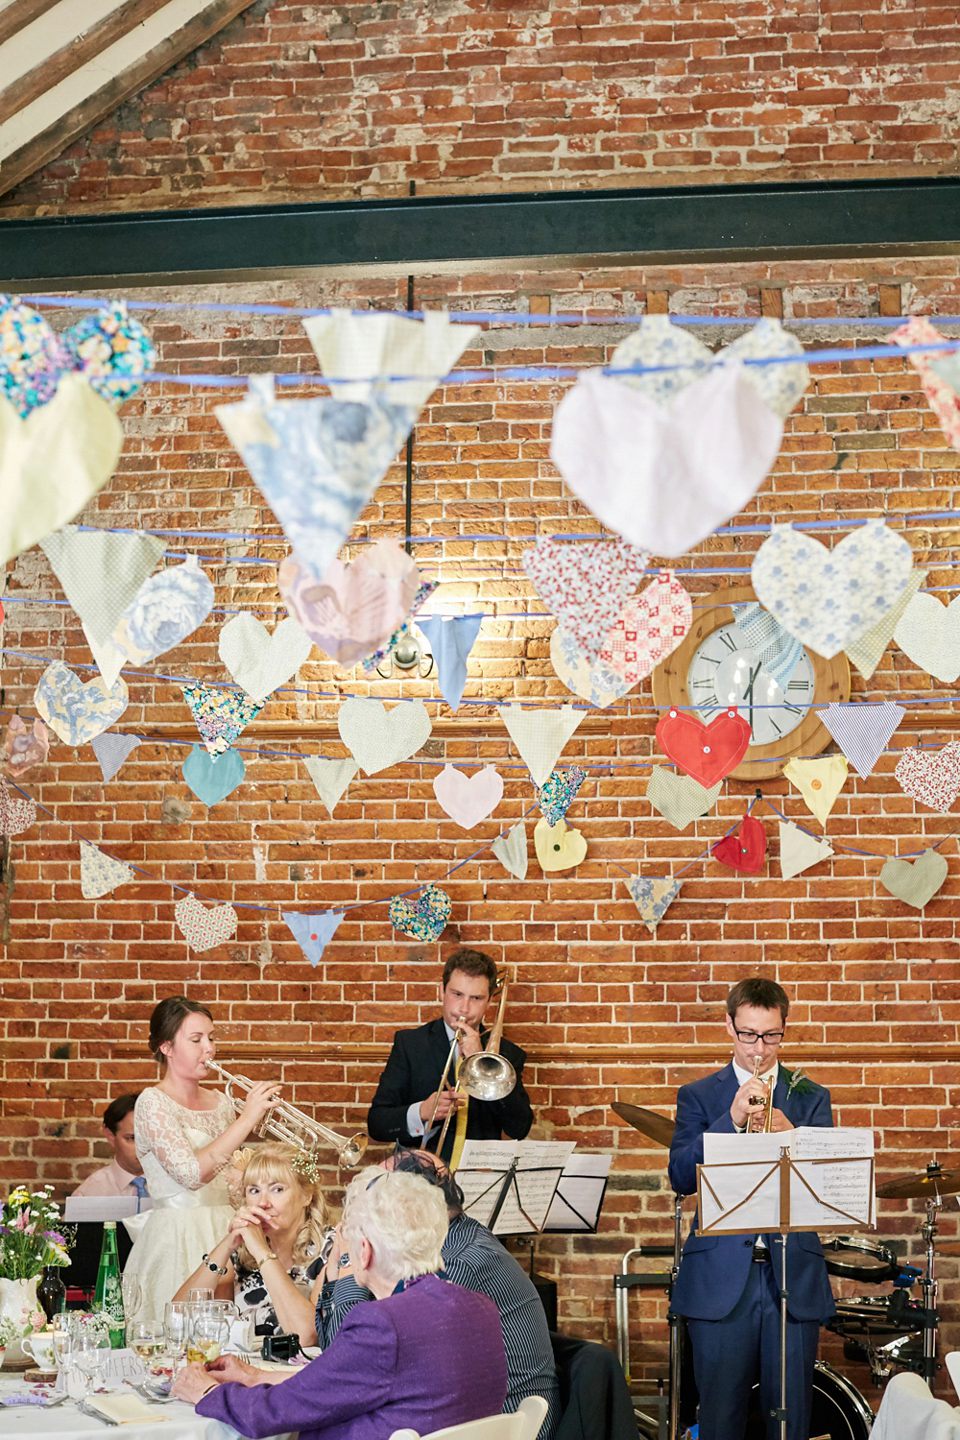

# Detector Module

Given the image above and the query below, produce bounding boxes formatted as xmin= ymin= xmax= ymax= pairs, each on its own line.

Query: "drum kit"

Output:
xmin=612 ymin=1104 xmax=960 ymax=1440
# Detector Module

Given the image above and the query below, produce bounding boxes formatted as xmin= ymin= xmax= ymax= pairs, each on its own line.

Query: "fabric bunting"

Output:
xmin=91 ymin=733 xmax=140 ymax=782
xmin=532 ymin=767 xmax=586 ymax=827
xmin=182 ymin=683 xmax=264 ymax=759
xmin=646 ymin=767 xmax=722 ymax=831
xmin=337 ymin=698 xmax=432 ymax=776
xmin=778 ymin=822 xmax=834 ymax=880
xmin=40 ymin=526 xmax=167 ymax=650
xmin=879 ymin=850 xmax=948 ymax=910
xmin=819 ymin=702 xmax=905 ymax=779
xmin=80 ymin=839 xmax=134 ymax=899
xmin=895 ymin=742 xmax=960 ymax=814
xmin=846 ymin=568 xmax=926 ymax=680
xmin=303 ymin=310 xmax=482 ymax=410
xmin=893 ymin=591 xmax=960 ymax=683
xmin=389 ymin=885 xmax=452 ymax=941
xmin=433 ymin=765 xmax=503 ymax=830
xmin=91 ymin=554 xmax=216 ymax=690
xmin=280 ymin=537 xmax=422 ymax=669
xmin=782 ymin=755 xmax=848 ymax=826
xmin=491 ymin=821 xmax=528 ymax=881
xmin=216 ymin=374 xmax=417 ymax=582
xmin=500 ymin=704 xmax=584 ymax=788
xmin=303 ymin=756 xmax=359 ymax=817
xmin=175 ymin=894 xmax=240 ymax=952
xmin=417 ymin=614 xmax=484 ymax=713
xmin=283 ymin=910 xmax=345 ymax=967
xmin=627 ymin=874 xmax=682 ymax=934
xmin=534 ymin=816 xmax=587 ymax=871
xmin=35 ymin=663 xmax=129 ymax=745
xmin=731 ymin=601 xmax=804 ymax=691
xmin=182 ymin=744 xmax=246 ymax=806
xmin=0 ymin=780 xmax=36 ymax=837
xmin=889 ymin=317 xmax=960 ymax=454
xmin=3 ymin=716 xmax=49 ymax=776
xmin=521 ymin=537 xmax=649 ymax=664
xmin=218 ymin=612 xmax=313 ymax=703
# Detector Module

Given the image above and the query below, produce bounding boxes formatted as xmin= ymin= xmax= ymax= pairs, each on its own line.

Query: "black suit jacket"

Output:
xmin=367 ymin=1017 xmax=534 ymax=1164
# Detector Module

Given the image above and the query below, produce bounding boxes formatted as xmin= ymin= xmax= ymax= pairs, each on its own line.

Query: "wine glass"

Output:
xmin=188 ymin=1308 xmax=230 ymax=1364
xmin=51 ymin=1314 xmax=73 ymax=1376
xmin=121 ymin=1272 xmax=143 ymax=1327
xmin=129 ymin=1321 xmax=165 ymax=1369
xmin=74 ymin=1325 xmax=110 ymax=1396
xmin=163 ymin=1302 xmax=189 ymax=1364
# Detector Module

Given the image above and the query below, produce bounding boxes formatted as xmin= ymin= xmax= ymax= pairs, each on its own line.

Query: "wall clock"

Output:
xmin=651 ymin=586 xmax=851 ymax=781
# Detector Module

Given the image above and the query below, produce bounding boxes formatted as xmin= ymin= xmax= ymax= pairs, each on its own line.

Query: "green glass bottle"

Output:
xmin=93 ymin=1221 xmax=125 ymax=1349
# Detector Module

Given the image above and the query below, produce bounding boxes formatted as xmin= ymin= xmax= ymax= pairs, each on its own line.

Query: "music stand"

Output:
xmin=455 ymin=1139 xmax=575 ymax=1236
xmin=698 ymin=1137 xmax=874 ymax=1440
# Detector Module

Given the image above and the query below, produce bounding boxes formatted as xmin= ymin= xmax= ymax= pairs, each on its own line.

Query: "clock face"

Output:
xmin=686 ymin=622 xmax=817 ymax=747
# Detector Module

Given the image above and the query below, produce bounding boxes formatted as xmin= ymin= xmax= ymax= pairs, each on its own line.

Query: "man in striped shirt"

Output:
xmin=317 ymin=1149 xmax=561 ymax=1440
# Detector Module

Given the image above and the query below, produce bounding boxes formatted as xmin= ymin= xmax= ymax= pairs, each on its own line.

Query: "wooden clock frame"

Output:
xmin=651 ymin=585 xmax=851 ymax=782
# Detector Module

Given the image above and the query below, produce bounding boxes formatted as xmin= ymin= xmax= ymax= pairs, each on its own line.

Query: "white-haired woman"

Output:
xmin=174 ymin=1169 xmax=508 ymax=1440
xmin=173 ymin=1142 xmax=334 ymax=1346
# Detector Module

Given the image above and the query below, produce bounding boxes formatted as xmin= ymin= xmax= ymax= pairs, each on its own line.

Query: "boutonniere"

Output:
xmin=783 ymin=1065 xmax=813 ymax=1097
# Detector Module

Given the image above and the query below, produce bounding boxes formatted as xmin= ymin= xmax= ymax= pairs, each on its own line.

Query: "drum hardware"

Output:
xmin=615 ymin=1188 xmax=686 ymax=1440
xmin=748 ymin=1056 xmax=774 ymax=1133
xmin=841 ymin=1330 xmax=924 ymax=1386
xmin=745 ymin=1362 xmax=873 ymax=1440
xmin=202 ymin=1059 xmax=367 ymax=1167
xmin=828 ymin=1292 xmax=925 ymax=1340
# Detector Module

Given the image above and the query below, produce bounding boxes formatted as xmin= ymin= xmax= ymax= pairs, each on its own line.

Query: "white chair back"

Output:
xmin=871 ymin=1371 xmax=960 ymax=1440
xmin=390 ymin=1395 xmax=549 ymax=1440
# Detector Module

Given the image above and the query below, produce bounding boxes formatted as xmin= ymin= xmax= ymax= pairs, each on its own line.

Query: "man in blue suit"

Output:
xmin=668 ymin=978 xmax=836 ymax=1440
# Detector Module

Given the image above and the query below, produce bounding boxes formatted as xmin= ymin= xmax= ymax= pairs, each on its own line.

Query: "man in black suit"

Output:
xmin=367 ymin=948 xmax=533 ymax=1165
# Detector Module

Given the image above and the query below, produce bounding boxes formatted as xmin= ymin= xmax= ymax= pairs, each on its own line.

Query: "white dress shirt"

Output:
xmin=71 ymin=1158 xmax=148 ymax=1200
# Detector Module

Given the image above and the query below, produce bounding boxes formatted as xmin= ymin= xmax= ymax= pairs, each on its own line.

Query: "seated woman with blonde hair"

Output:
xmin=174 ymin=1141 xmax=333 ymax=1346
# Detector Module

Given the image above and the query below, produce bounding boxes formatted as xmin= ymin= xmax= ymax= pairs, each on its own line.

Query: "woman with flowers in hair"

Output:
xmin=174 ymin=1142 xmax=334 ymax=1346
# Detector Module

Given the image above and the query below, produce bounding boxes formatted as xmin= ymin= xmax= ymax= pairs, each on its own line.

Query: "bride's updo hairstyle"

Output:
xmin=149 ymin=995 xmax=214 ymax=1065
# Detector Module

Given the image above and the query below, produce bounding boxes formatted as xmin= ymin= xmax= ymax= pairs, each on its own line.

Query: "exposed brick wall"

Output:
xmin=2 ymin=257 xmax=960 ymax=1405
xmin=3 ymin=0 xmax=960 ymax=217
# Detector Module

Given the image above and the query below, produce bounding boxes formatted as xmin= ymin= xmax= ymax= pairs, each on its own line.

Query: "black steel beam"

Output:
xmin=1 ymin=176 xmax=959 ymax=289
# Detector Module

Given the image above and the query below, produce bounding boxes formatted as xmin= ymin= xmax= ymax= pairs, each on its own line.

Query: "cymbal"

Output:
xmin=877 ymin=1167 xmax=960 ymax=1199
xmin=611 ymin=1101 xmax=675 ymax=1148
xmin=935 ymin=1240 xmax=960 ymax=1256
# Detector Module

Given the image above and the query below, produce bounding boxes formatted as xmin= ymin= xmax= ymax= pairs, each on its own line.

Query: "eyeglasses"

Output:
xmin=733 ymin=1028 xmax=785 ymax=1046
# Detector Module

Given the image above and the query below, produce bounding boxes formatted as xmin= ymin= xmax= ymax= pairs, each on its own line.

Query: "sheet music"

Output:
xmin=699 ymin=1126 xmax=875 ymax=1234
xmin=790 ymin=1126 xmax=875 ymax=1227
xmin=543 ymin=1153 xmax=612 ymax=1233
xmin=456 ymin=1139 xmax=575 ymax=1234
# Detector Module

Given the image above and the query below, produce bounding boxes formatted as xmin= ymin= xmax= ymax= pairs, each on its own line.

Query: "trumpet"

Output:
xmin=748 ymin=1056 xmax=775 ymax=1133
xmin=430 ymin=974 xmax=517 ymax=1165
xmin=204 ymin=1060 xmax=368 ymax=1168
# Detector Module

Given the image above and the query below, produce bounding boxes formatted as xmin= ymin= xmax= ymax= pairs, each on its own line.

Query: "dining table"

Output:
xmin=0 ymin=1351 xmax=296 ymax=1439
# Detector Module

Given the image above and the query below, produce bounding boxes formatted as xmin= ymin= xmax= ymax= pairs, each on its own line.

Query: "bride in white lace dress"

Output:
xmin=125 ymin=996 xmax=280 ymax=1325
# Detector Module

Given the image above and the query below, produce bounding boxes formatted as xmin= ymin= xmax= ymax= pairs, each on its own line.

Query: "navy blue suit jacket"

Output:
xmin=668 ymin=1063 xmax=837 ymax=1324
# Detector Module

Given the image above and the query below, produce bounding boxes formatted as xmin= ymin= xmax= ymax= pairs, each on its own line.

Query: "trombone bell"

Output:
xmin=458 ymin=1049 xmax=516 ymax=1102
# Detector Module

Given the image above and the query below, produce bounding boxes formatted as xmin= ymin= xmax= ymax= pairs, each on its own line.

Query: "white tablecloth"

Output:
xmin=0 ymin=1366 xmax=296 ymax=1440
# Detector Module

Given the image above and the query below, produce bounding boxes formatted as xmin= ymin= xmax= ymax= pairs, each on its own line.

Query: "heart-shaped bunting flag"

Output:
xmin=182 ymin=744 xmax=246 ymax=807
xmin=549 ymin=625 xmax=636 ymax=708
xmin=218 ymin=612 xmax=313 ymax=702
xmin=646 ymin=767 xmax=722 ymax=831
xmin=433 ymin=765 xmax=503 ymax=830
xmin=893 ymin=591 xmax=960 ymax=683
xmin=895 ymin=742 xmax=960 ymax=814
xmin=388 ymin=885 xmax=452 ymax=941
xmin=0 ymin=780 xmax=36 ymax=837
xmin=34 ymin=663 xmax=129 ymax=745
xmin=532 ymin=767 xmax=586 ymax=827
xmin=522 ymin=537 xmax=650 ymax=663
xmin=337 ymin=698 xmax=432 ymax=776
xmin=712 ymin=812 xmax=767 ymax=874
xmin=534 ymin=816 xmax=588 ymax=871
xmin=279 ymin=542 xmax=420 ymax=669
xmin=596 ymin=570 xmax=692 ymax=684
xmin=751 ymin=520 xmax=914 ymax=659
xmin=3 ymin=717 xmax=49 ymax=776
xmin=879 ymin=850 xmax=948 ymax=910
xmin=303 ymin=756 xmax=359 ymax=817
xmin=655 ymin=707 xmax=752 ymax=788
xmin=175 ymin=894 xmax=240 ymax=952
xmin=491 ymin=821 xmax=528 ymax=880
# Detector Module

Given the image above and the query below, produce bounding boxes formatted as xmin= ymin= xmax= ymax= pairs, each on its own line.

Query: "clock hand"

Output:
xmin=743 ymin=661 xmax=763 ymax=736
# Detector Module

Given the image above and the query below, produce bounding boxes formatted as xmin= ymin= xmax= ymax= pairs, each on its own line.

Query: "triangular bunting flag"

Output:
xmin=491 ymin=821 xmax=528 ymax=880
xmin=88 ymin=554 xmax=216 ymax=689
xmin=819 ymin=702 xmax=904 ymax=779
xmin=500 ymin=704 xmax=584 ymax=787
xmin=283 ymin=910 xmax=345 ymax=967
xmin=80 ymin=839 xmax=134 ymax=899
xmin=40 ymin=526 xmax=167 ymax=648
xmin=216 ymin=374 xmax=417 ymax=581
xmin=303 ymin=756 xmax=359 ymax=817
xmin=782 ymin=755 xmax=848 ymax=826
xmin=532 ymin=768 xmax=586 ymax=827
xmin=181 ymin=683 xmax=264 ymax=758
xmin=91 ymin=733 xmax=140 ymax=782
xmin=778 ymin=822 xmax=834 ymax=880
xmin=627 ymin=874 xmax=682 ymax=933
xmin=417 ymin=613 xmax=484 ymax=713
xmin=303 ymin=309 xmax=481 ymax=409
xmin=846 ymin=569 xmax=926 ymax=680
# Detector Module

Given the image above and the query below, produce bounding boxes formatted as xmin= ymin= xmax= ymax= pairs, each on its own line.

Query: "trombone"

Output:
xmin=428 ymin=974 xmax=517 ymax=1163
xmin=748 ymin=1056 xmax=775 ymax=1133
xmin=204 ymin=1059 xmax=368 ymax=1168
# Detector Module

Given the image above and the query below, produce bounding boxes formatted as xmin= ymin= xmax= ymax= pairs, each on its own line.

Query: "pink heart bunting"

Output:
xmin=3 ymin=717 xmax=49 ymax=777
xmin=522 ymin=537 xmax=650 ymax=663
xmin=279 ymin=543 xmax=420 ymax=668
xmin=596 ymin=569 xmax=693 ymax=684
xmin=895 ymin=742 xmax=960 ymax=814
xmin=174 ymin=894 xmax=239 ymax=953
xmin=432 ymin=764 xmax=503 ymax=830
xmin=0 ymin=780 xmax=35 ymax=836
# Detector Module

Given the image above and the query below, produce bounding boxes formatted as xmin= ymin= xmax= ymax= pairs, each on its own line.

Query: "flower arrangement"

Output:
xmin=0 ymin=1309 xmax=44 ymax=1349
xmin=0 ymin=1186 xmax=74 ymax=1281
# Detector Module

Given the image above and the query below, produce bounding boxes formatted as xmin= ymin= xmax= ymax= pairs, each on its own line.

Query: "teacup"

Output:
xmin=23 ymin=1330 xmax=57 ymax=1368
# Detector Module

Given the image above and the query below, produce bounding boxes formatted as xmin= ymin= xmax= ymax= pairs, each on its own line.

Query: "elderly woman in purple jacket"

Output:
xmin=173 ymin=1168 xmax=508 ymax=1440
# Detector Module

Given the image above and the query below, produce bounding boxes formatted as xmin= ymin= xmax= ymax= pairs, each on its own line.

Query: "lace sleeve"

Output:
xmin=134 ymin=1089 xmax=209 ymax=1191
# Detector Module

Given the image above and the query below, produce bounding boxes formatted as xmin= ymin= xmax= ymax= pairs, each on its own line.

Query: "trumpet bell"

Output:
xmin=459 ymin=1050 xmax=516 ymax=1102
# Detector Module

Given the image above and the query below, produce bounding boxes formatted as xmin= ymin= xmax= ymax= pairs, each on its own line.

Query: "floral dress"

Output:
xmin=232 ymin=1231 xmax=334 ymax=1338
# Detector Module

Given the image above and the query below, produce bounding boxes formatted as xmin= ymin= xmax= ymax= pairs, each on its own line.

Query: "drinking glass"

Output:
xmin=188 ymin=1287 xmax=214 ymax=1304
xmin=188 ymin=1308 xmax=230 ymax=1364
xmin=163 ymin=1302 xmax=189 ymax=1362
xmin=121 ymin=1272 xmax=143 ymax=1325
xmin=129 ymin=1321 xmax=165 ymax=1369
xmin=51 ymin=1314 xmax=73 ymax=1374
xmin=74 ymin=1327 xmax=109 ymax=1396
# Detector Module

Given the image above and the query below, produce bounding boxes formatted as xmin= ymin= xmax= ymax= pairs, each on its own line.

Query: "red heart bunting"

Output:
xmin=712 ymin=813 xmax=767 ymax=874
xmin=655 ymin=707 xmax=752 ymax=787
